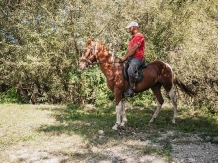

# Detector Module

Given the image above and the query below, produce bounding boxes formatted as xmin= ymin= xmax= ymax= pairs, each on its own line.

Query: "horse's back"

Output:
xmin=142 ymin=60 xmax=172 ymax=83
xmin=143 ymin=60 xmax=166 ymax=73
xmin=147 ymin=60 xmax=166 ymax=67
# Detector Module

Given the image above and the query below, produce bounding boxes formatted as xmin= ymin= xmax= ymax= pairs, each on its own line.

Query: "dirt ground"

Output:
xmin=1 ymin=104 xmax=218 ymax=163
xmin=2 ymin=130 xmax=218 ymax=163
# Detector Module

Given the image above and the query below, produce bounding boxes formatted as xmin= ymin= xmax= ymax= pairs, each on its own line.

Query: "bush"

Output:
xmin=0 ymin=87 xmax=23 ymax=104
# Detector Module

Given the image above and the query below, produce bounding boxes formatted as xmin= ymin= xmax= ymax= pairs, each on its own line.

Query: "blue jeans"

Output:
xmin=127 ymin=57 xmax=144 ymax=77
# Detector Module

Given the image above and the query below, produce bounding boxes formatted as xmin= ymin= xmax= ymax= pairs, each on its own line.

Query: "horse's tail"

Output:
xmin=173 ymin=75 xmax=196 ymax=97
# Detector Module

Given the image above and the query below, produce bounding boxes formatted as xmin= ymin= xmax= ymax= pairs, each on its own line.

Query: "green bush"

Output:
xmin=0 ymin=87 xmax=23 ymax=104
xmin=0 ymin=0 xmax=217 ymax=113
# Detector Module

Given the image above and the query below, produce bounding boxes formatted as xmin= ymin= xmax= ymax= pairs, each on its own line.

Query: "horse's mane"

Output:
xmin=99 ymin=41 xmax=121 ymax=62
xmin=87 ymin=38 xmax=122 ymax=64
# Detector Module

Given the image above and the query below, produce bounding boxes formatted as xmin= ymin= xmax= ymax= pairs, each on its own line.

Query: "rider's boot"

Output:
xmin=124 ymin=76 xmax=135 ymax=97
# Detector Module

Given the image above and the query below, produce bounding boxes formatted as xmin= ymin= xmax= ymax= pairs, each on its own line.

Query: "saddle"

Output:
xmin=123 ymin=60 xmax=147 ymax=83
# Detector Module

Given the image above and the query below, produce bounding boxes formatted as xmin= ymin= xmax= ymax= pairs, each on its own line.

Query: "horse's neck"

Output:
xmin=99 ymin=51 xmax=120 ymax=67
xmin=98 ymin=54 xmax=122 ymax=81
xmin=96 ymin=43 xmax=122 ymax=76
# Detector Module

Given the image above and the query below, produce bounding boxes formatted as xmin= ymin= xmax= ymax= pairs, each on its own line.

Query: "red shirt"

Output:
xmin=128 ymin=33 xmax=145 ymax=60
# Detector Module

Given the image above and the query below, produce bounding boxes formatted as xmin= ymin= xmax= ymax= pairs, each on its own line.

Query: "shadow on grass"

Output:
xmin=36 ymin=103 xmax=218 ymax=161
xmin=37 ymin=102 xmax=218 ymax=140
xmin=37 ymin=103 xmax=119 ymax=138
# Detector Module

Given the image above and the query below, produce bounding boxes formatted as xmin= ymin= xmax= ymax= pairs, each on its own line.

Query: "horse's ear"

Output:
xmin=87 ymin=38 xmax=93 ymax=44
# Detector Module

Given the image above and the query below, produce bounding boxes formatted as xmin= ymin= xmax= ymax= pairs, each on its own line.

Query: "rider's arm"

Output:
xmin=121 ymin=44 xmax=139 ymax=62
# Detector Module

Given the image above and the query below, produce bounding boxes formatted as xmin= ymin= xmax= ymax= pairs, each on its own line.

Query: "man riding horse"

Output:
xmin=79 ymin=22 xmax=196 ymax=130
xmin=121 ymin=21 xmax=146 ymax=97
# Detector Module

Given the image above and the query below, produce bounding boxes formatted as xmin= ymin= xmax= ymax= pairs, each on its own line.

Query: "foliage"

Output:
xmin=0 ymin=0 xmax=217 ymax=112
xmin=127 ymin=90 xmax=156 ymax=107
xmin=94 ymin=82 xmax=113 ymax=107
xmin=0 ymin=87 xmax=23 ymax=103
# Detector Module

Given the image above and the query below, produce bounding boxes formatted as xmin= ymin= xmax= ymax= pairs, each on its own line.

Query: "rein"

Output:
xmin=88 ymin=61 xmax=124 ymax=65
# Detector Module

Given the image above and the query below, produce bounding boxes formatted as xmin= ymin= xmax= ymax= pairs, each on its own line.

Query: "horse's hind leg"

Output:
xmin=149 ymin=100 xmax=162 ymax=123
xmin=168 ymin=87 xmax=177 ymax=124
xmin=150 ymin=84 xmax=164 ymax=123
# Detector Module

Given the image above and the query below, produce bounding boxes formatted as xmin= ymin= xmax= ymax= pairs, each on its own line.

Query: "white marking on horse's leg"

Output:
xmin=120 ymin=100 xmax=127 ymax=127
xmin=149 ymin=100 xmax=162 ymax=123
xmin=169 ymin=88 xmax=177 ymax=124
xmin=164 ymin=62 xmax=177 ymax=124
xmin=112 ymin=101 xmax=122 ymax=130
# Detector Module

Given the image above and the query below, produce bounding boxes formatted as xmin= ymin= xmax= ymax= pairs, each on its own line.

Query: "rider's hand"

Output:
xmin=121 ymin=57 xmax=127 ymax=62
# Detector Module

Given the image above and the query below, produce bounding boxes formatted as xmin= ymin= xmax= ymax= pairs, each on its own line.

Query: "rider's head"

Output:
xmin=126 ymin=21 xmax=139 ymax=35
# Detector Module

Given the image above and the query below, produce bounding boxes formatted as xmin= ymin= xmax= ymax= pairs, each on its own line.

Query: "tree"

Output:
xmin=0 ymin=0 xmax=217 ymax=111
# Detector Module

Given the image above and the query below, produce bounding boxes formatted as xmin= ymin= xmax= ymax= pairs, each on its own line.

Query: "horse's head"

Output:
xmin=79 ymin=38 xmax=98 ymax=70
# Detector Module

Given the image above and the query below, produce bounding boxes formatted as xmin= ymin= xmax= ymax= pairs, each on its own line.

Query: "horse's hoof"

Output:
xmin=120 ymin=126 xmax=126 ymax=130
xmin=172 ymin=119 xmax=177 ymax=124
xmin=119 ymin=122 xmax=125 ymax=129
xmin=120 ymin=121 xmax=127 ymax=127
xmin=112 ymin=127 xmax=117 ymax=130
xmin=112 ymin=125 xmax=118 ymax=130
xmin=149 ymin=120 xmax=154 ymax=123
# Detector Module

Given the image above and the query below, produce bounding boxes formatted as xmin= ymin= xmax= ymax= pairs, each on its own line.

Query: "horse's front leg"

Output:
xmin=112 ymin=99 xmax=128 ymax=130
xmin=120 ymin=100 xmax=127 ymax=127
xmin=112 ymin=100 xmax=122 ymax=130
xmin=112 ymin=89 xmax=127 ymax=130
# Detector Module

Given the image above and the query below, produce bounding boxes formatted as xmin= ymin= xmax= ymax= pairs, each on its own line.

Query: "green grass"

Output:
xmin=0 ymin=103 xmax=217 ymax=162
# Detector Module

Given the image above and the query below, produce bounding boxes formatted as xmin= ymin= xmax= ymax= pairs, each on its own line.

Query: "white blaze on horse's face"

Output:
xmin=79 ymin=59 xmax=87 ymax=70
xmin=79 ymin=46 xmax=92 ymax=70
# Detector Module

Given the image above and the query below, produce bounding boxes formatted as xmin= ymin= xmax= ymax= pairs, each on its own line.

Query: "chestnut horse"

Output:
xmin=79 ymin=38 xmax=196 ymax=130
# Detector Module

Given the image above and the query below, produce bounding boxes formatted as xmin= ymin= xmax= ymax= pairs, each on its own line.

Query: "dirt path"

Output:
xmin=1 ymin=104 xmax=218 ymax=163
xmin=3 ymin=131 xmax=218 ymax=163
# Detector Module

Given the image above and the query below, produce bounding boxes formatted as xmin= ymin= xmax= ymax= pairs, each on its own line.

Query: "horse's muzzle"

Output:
xmin=79 ymin=62 xmax=88 ymax=70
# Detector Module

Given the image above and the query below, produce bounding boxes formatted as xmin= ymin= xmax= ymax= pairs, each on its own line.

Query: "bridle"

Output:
xmin=81 ymin=42 xmax=98 ymax=65
xmin=81 ymin=41 xmax=123 ymax=66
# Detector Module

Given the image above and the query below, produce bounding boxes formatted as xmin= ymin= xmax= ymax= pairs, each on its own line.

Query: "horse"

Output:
xmin=79 ymin=38 xmax=196 ymax=130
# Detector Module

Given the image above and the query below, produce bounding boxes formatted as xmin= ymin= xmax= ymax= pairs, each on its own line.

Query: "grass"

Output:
xmin=0 ymin=102 xmax=217 ymax=162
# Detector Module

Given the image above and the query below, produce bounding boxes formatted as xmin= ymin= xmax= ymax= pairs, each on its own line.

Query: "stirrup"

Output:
xmin=124 ymin=89 xmax=134 ymax=97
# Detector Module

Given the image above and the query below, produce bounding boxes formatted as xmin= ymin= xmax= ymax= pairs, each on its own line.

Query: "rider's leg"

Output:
xmin=124 ymin=57 xmax=142 ymax=97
